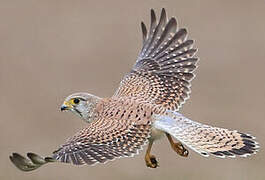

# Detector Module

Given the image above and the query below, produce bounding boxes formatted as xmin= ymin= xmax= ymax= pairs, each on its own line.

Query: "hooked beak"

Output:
xmin=60 ymin=102 xmax=71 ymax=111
xmin=60 ymin=105 xmax=68 ymax=111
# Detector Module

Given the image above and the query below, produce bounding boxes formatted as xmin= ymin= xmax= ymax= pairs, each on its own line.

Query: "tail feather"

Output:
xmin=153 ymin=111 xmax=259 ymax=158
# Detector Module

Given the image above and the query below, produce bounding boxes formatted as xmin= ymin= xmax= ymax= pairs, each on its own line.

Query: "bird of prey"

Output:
xmin=10 ymin=8 xmax=259 ymax=171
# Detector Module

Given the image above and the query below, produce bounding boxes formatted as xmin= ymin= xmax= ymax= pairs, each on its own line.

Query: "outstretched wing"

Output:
xmin=114 ymin=8 xmax=198 ymax=111
xmin=10 ymin=99 xmax=154 ymax=171
xmin=53 ymin=99 xmax=152 ymax=165
xmin=10 ymin=117 xmax=151 ymax=170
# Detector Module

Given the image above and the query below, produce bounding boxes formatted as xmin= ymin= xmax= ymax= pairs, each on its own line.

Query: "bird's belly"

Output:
xmin=149 ymin=127 xmax=165 ymax=141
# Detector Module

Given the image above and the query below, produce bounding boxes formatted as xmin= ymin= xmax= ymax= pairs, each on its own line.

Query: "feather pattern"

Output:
xmin=153 ymin=111 xmax=259 ymax=158
xmin=114 ymin=8 xmax=198 ymax=111
xmin=53 ymin=97 xmax=156 ymax=165
xmin=9 ymin=9 xmax=259 ymax=173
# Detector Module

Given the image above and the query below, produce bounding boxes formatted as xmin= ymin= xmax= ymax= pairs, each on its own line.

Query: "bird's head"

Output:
xmin=60 ymin=92 xmax=101 ymax=122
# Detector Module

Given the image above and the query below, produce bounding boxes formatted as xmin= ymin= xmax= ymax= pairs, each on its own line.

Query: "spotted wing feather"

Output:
xmin=114 ymin=9 xmax=198 ymax=110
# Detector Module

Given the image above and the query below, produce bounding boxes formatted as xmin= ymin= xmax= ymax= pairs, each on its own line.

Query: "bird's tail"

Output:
xmin=153 ymin=111 xmax=259 ymax=158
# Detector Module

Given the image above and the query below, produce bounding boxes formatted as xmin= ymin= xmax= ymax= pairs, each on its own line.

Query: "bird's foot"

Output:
xmin=145 ymin=154 xmax=159 ymax=168
xmin=172 ymin=142 xmax=189 ymax=157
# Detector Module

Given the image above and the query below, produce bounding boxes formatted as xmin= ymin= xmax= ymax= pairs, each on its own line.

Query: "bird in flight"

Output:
xmin=10 ymin=8 xmax=259 ymax=171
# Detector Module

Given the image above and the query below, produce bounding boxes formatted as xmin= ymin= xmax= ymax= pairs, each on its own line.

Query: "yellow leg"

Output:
xmin=166 ymin=133 xmax=189 ymax=157
xmin=145 ymin=140 xmax=158 ymax=168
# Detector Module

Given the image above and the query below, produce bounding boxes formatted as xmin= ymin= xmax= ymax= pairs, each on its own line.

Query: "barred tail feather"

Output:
xmin=153 ymin=111 xmax=259 ymax=158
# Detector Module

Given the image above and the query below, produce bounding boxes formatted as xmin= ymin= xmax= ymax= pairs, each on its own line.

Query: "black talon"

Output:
xmin=183 ymin=149 xmax=189 ymax=156
xmin=149 ymin=156 xmax=159 ymax=168
xmin=150 ymin=157 xmax=157 ymax=164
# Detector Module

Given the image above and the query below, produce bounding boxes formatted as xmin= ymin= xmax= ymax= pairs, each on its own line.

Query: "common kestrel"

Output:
xmin=10 ymin=8 xmax=259 ymax=171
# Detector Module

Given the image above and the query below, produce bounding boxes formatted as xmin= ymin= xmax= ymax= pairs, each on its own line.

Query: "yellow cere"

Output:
xmin=63 ymin=101 xmax=73 ymax=107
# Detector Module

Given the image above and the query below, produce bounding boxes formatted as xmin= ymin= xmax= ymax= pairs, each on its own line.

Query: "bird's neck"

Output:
xmin=82 ymin=94 xmax=102 ymax=123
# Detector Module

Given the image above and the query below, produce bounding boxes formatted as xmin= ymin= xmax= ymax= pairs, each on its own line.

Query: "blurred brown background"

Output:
xmin=1 ymin=0 xmax=265 ymax=180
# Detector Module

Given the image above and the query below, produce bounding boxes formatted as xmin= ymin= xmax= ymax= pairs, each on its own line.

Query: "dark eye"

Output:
xmin=73 ymin=98 xmax=80 ymax=104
